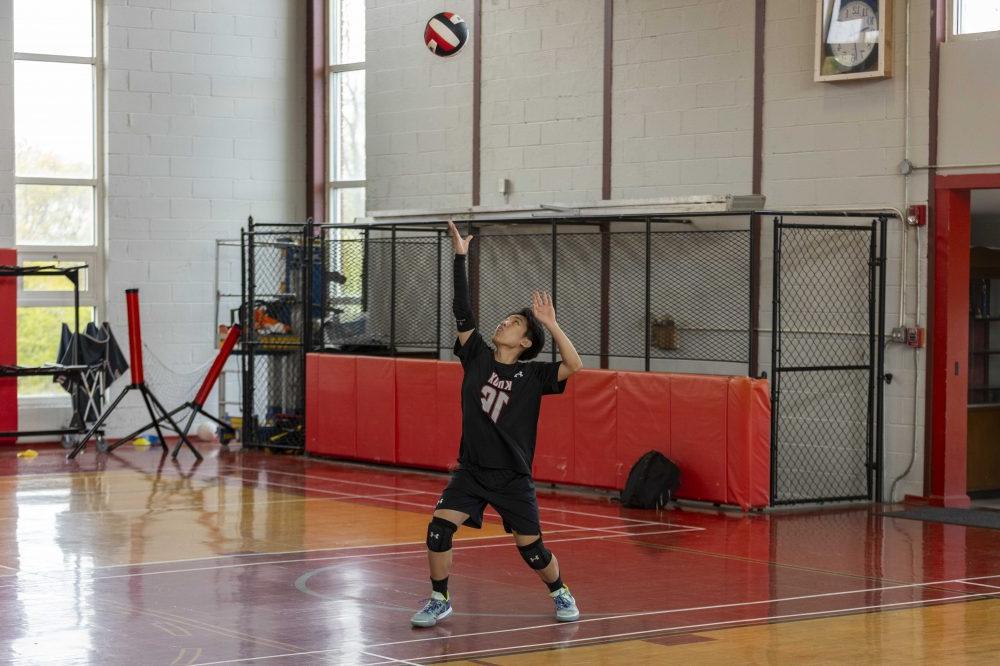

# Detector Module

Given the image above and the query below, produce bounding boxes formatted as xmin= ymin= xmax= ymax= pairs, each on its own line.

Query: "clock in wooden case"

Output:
xmin=815 ymin=0 xmax=892 ymax=82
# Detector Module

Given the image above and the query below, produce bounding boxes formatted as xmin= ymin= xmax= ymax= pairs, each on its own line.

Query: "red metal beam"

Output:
xmin=601 ymin=0 xmax=613 ymax=200
xmin=927 ymin=185 xmax=971 ymax=508
xmin=923 ymin=0 xmax=946 ymax=498
xmin=306 ymin=0 xmax=327 ymax=223
xmin=936 ymin=173 xmax=1000 ymax=190
xmin=472 ymin=0 xmax=482 ymax=206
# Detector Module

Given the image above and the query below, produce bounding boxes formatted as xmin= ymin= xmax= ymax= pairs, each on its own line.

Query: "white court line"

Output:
xmin=221 ymin=463 xmax=695 ymax=530
xmin=391 ymin=591 xmax=1000 ymax=663
xmin=196 ymin=590 xmax=1000 ymax=666
xmin=366 ymin=572 xmax=1000 ymax=650
xmin=202 ymin=470 xmax=663 ymax=539
xmin=191 ymin=582 xmax=1000 ymax=666
xmin=240 ymin=464 xmax=689 ymax=528
xmin=0 ymin=489 xmax=430 ymax=521
xmin=90 ymin=528 xmax=690 ymax=581
xmin=359 ymin=651 xmax=421 ymax=666
xmin=959 ymin=579 xmax=1000 ymax=591
xmin=86 ymin=518 xmax=644 ymax=574
xmin=222 ymin=474 xmax=645 ymax=537
xmin=219 ymin=469 xmax=702 ymax=536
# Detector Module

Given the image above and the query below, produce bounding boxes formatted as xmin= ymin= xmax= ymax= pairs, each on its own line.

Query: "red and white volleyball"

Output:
xmin=424 ymin=12 xmax=469 ymax=57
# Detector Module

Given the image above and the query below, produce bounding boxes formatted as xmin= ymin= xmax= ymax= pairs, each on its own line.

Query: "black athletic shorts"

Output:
xmin=436 ymin=466 xmax=542 ymax=535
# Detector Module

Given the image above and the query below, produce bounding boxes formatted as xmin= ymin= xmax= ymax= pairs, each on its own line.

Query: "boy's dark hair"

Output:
xmin=514 ymin=307 xmax=545 ymax=361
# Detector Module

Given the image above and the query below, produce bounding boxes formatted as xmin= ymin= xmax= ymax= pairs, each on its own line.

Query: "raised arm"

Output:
xmin=531 ymin=291 xmax=583 ymax=381
xmin=448 ymin=220 xmax=476 ymax=347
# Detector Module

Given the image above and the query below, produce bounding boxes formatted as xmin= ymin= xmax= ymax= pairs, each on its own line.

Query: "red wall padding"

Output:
xmin=306 ymin=354 xmax=771 ymax=509
xmin=669 ymin=374 xmax=729 ymax=502
xmin=434 ymin=363 xmax=463 ymax=470
xmin=615 ymin=371 xmax=671 ymax=488
xmin=572 ymin=371 xmax=618 ymax=489
xmin=533 ymin=378 xmax=574 ymax=483
xmin=396 ymin=358 xmax=440 ymax=469
xmin=0 ymin=249 xmax=16 ymax=444
xmin=306 ymin=355 xmax=357 ymax=458
xmin=354 ymin=357 xmax=396 ymax=463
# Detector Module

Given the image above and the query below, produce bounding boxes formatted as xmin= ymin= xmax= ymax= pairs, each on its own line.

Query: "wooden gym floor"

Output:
xmin=1 ymin=444 xmax=999 ymax=664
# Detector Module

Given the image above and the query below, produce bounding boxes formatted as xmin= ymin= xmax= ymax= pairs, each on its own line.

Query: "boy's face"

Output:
xmin=492 ymin=313 xmax=532 ymax=353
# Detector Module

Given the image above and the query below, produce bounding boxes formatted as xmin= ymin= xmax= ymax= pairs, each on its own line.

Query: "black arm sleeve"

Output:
xmin=453 ymin=254 xmax=476 ymax=332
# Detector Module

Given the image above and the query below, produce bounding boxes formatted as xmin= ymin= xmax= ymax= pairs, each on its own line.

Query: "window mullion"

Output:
xmin=329 ymin=61 xmax=365 ymax=74
xmin=13 ymin=52 xmax=95 ymax=65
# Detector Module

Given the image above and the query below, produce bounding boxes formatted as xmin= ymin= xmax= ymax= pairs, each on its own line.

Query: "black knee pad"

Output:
xmin=426 ymin=516 xmax=457 ymax=552
xmin=517 ymin=537 xmax=552 ymax=570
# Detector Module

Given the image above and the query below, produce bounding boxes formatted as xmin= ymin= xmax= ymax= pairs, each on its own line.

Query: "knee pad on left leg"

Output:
xmin=517 ymin=537 xmax=552 ymax=570
xmin=426 ymin=516 xmax=458 ymax=552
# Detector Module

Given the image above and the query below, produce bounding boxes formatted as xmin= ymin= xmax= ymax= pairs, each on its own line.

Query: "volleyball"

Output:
xmin=197 ymin=423 xmax=216 ymax=441
xmin=424 ymin=12 xmax=469 ymax=57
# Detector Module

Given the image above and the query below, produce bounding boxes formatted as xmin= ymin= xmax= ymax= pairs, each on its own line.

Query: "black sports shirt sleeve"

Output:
xmin=454 ymin=331 xmax=490 ymax=368
xmin=534 ymin=360 xmax=567 ymax=395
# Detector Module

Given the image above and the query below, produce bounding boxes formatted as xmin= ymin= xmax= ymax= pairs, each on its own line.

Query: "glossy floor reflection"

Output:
xmin=1 ymin=444 xmax=999 ymax=664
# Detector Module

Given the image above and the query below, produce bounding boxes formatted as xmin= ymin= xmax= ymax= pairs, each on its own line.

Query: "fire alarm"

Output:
xmin=906 ymin=326 xmax=925 ymax=348
xmin=907 ymin=204 xmax=927 ymax=227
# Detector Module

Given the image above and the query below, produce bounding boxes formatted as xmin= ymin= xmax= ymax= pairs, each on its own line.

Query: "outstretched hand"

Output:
xmin=447 ymin=220 xmax=473 ymax=255
xmin=531 ymin=291 xmax=557 ymax=328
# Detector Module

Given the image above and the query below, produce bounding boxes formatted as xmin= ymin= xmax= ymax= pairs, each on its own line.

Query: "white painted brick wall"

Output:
xmin=104 ymin=0 xmax=306 ymax=433
xmin=367 ymin=0 xmax=474 ymax=211
xmin=481 ymin=0 xmax=604 ymax=206
xmin=759 ymin=0 xmax=931 ymax=500
xmin=365 ymin=0 xmax=938 ymax=501
xmin=612 ymin=0 xmax=756 ymax=199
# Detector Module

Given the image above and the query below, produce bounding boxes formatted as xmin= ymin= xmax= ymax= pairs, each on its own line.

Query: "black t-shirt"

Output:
xmin=453 ymin=332 xmax=566 ymax=477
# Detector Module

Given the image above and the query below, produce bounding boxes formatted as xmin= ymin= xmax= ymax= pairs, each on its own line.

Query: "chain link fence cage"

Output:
xmin=239 ymin=222 xmax=314 ymax=452
xmin=241 ymin=212 xmax=892 ymax=503
xmin=317 ymin=218 xmax=754 ymax=375
xmin=769 ymin=218 xmax=888 ymax=504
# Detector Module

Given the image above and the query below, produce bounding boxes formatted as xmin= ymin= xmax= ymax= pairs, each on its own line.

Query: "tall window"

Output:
xmin=327 ymin=1 xmax=366 ymax=319
xmin=953 ymin=0 xmax=1000 ymax=36
xmin=13 ymin=0 xmax=103 ymax=396
xmin=329 ymin=0 xmax=366 ymax=226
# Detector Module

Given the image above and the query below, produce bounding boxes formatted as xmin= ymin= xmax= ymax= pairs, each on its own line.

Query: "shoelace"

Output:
xmin=554 ymin=592 xmax=574 ymax=610
xmin=420 ymin=598 xmax=448 ymax=615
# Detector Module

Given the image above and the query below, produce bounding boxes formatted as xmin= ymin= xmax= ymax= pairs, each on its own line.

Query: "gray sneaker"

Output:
xmin=410 ymin=592 xmax=453 ymax=627
xmin=552 ymin=586 xmax=580 ymax=622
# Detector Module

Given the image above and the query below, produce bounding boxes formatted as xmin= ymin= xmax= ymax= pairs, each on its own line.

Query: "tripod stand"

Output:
xmin=68 ymin=289 xmax=199 ymax=460
xmin=107 ymin=324 xmax=241 ymax=460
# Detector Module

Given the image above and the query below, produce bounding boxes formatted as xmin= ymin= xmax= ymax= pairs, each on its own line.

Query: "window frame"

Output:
xmin=327 ymin=0 xmax=366 ymax=226
xmin=949 ymin=0 xmax=1000 ymax=41
xmin=13 ymin=0 xmax=105 ymax=404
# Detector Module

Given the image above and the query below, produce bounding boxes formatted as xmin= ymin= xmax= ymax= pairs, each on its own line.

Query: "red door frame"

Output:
xmin=927 ymin=173 xmax=1000 ymax=507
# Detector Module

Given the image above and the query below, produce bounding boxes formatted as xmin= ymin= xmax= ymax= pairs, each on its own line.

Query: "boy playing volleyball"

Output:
xmin=410 ymin=221 xmax=583 ymax=627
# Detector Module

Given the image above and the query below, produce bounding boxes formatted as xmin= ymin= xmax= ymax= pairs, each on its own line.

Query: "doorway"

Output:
xmin=968 ymin=189 xmax=1000 ymax=502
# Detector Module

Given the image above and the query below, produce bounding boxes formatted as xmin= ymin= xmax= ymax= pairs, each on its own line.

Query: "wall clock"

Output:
xmin=815 ymin=0 xmax=892 ymax=82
